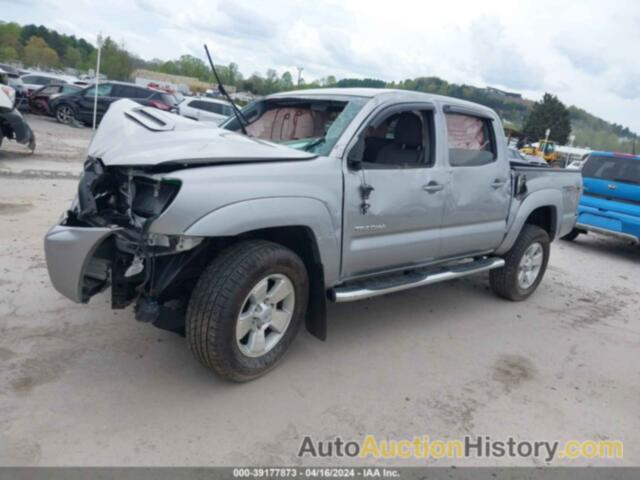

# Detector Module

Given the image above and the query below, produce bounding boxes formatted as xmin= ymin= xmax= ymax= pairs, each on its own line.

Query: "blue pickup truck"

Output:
xmin=564 ymin=151 xmax=640 ymax=243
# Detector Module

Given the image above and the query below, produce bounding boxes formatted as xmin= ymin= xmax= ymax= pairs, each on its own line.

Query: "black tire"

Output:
xmin=54 ymin=104 xmax=75 ymax=125
xmin=561 ymin=228 xmax=581 ymax=241
xmin=490 ymin=225 xmax=550 ymax=301
xmin=186 ymin=240 xmax=309 ymax=382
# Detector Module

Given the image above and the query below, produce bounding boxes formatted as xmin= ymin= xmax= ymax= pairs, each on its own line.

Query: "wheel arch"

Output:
xmin=496 ymin=189 xmax=562 ymax=255
xmin=184 ymin=197 xmax=341 ymax=340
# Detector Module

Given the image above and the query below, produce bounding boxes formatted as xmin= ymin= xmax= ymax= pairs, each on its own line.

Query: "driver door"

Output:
xmin=341 ymin=104 xmax=448 ymax=279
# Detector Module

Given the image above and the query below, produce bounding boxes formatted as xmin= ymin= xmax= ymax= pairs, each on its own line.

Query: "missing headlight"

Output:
xmin=131 ymin=177 xmax=181 ymax=218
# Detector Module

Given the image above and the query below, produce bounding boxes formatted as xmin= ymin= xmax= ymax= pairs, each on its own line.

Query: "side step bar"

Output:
xmin=329 ymin=257 xmax=505 ymax=303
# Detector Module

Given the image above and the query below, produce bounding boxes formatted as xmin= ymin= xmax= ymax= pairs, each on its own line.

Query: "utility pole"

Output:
xmin=296 ymin=66 xmax=303 ymax=86
xmin=92 ymin=33 xmax=104 ymax=131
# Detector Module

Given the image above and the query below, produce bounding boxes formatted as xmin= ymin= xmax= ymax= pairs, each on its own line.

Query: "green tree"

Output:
xmin=89 ymin=37 xmax=135 ymax=81
xmin=264 ymin=68 xmax=279 ymax=93
xmin=0 ymin=22 xmax=21 ymax=52
xmin=280 ymin=71 xmax=294 ymax=89
xmin=0 ymin=46 xmax=18 ymax=62
xmin=522 ymin=93 xmax=571 ymax=144
xmin=23 ymin=36 xmax=60 ymax=68
xmin=63 ymin=45 xmax=81 ymax=67
xmin=226 ymin=62 xmax=240 ymax=85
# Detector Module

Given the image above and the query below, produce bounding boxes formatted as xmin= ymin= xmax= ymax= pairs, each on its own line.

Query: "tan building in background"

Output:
xmin=132 ymin=69 xmax=236 ymax=95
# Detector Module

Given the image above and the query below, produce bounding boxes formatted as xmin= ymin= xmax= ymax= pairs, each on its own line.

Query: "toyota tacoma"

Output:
xmin=44 ymin=89 xmax=581 ymax=381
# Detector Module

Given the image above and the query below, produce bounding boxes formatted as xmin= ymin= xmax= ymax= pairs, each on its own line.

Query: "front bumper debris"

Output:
xmin=44 ymin=224 xmax=120 ymax=303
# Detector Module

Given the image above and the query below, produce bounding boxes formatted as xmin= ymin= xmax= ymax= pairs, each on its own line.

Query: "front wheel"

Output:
xmin=490 ymin=225 xmax=550 ymax=301
xmin=186 ymin=240 xmax=309 ymax=382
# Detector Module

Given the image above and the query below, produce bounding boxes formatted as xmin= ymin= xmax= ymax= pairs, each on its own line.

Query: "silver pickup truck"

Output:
xmin=44 ymin=88 xmax=581 ymax=381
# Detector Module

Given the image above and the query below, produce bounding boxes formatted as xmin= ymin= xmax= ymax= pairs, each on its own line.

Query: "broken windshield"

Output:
xmin=223 ymin=97 xmax=368 ymax=156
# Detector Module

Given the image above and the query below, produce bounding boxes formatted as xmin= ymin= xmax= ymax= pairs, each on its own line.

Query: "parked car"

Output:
xmin=20 ymin=72 xmax=76 ymax=95
xmin=49 ymin=81 xmax=179 ymax=125
xmin=179 ymin=96 xmax=233 ymax=124
xmin=0 ymin=80 xmax=35 ymax=152
xmin=0 ymin=64 xmax=27 ymax=110
xmin=28 ymin=83 xmax=83 ymax=115
xmin=563 ymin=152 xmax=640 ymax=243
xmin=508 ymin=147 xmax=548 ymax=167
xmin=44 ymin=89 xmax=581 ymax=381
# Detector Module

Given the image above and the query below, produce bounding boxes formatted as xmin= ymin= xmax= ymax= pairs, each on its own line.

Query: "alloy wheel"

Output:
xmin=517 ymin=242 xmax=544 ymax=289
xmin=235 ymin=273 xmax=295 ymax=358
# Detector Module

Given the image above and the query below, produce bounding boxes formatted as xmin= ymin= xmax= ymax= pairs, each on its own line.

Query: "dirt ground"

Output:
xmin=0 ymin=114 xmax=639 ymax=467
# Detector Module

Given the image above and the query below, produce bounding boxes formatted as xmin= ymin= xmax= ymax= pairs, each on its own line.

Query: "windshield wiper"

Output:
xmin=303 ymin=136 xmax=326 ymax=152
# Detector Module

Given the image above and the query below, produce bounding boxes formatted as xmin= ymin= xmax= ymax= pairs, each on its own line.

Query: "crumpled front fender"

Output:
xmin=184 ymin=197 xmax=341 ymax=287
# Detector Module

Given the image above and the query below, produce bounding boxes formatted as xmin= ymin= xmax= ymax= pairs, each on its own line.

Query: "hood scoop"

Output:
xmin=125 ymin=107 xmax=175 ymax=131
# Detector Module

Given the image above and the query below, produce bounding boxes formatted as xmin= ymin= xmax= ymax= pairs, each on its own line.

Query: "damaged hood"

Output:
xmin=88 ymin=99 xmax=316 ymax=167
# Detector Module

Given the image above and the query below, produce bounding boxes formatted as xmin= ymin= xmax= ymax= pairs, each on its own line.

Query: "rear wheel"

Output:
xmin=490 ymin=225 xmax=550 ymax=301
xmin=186 ymin=240 xmax=309 ymax=382
xmin=55 ymin=104 xmax=75 ymax=124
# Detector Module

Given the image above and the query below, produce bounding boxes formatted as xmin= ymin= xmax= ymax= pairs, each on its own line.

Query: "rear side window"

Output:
xmin=115 ymin=85 xmax=150 ymax=99
xmin=206 ymin=102 xmax=224 ymax=114
xmin=191 ymin=100 xmax=225 ymax=114
xmin=446 ymin=113 xmax=496 ymax=167
xmin=85 ymin=84 xmax=113 ymax=97
xmin=582 ymin=155 xmax=640 ymax=185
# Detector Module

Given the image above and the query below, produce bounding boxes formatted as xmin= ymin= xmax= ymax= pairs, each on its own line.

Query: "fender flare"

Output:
xmin=496 ymin=189 xmax=562 ymax=255
xmin=185 ymin=196 xmax=341 ymax=287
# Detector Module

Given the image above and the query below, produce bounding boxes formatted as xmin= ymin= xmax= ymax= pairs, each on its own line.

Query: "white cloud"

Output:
xmin=3 ymin=0 xmax=640 ymax=132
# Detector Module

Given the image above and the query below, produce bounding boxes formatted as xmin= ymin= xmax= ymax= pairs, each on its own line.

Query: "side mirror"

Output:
xmin=347 ymin=136 xmax=365 ymax=171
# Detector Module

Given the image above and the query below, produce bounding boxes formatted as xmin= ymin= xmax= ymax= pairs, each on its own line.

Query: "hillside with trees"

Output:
xmin=0 ymin=21 xmax=636 ymax=152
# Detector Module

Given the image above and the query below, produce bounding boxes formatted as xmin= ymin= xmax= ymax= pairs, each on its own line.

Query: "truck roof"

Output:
xmin=589 ymin=151 xmax=640 ymax=160
xmin=268 ymin=87 xmax=497 ymax=116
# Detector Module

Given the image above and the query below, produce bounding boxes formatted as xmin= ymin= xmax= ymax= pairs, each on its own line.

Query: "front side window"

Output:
xmin=446 ymin=113 xmax=496 ymax=167
xmin=62 ymin=85 xmax=80 ymax=94
xmin=540 ymin=141 xmax=555 ymax=154
xmin=39 ymin=86 xmax=59 ymax=95
xmin=358 ymin=109 xmax=434 ymax=169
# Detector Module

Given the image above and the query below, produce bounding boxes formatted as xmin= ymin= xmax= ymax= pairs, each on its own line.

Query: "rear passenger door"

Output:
xmin=439 ymin=107 xmax=511 ymax=257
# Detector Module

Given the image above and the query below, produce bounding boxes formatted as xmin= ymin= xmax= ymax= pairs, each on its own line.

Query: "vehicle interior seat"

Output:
xmin=375 ymin=112 xmax=423 ymax=166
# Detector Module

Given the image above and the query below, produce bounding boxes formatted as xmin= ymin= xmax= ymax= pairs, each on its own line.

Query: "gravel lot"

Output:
xmin=1 ymin=114 xmax=639 ymax=466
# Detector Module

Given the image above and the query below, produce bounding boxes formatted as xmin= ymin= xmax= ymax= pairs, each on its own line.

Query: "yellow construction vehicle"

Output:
xmin=520 ymin=140 xmax=558 ymax=163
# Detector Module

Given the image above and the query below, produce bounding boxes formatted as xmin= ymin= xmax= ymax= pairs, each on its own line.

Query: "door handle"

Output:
xmin=423 ymin=182 xmax=444 ymax=193
xmin=491 ymin=179 xmax=506 ymax=188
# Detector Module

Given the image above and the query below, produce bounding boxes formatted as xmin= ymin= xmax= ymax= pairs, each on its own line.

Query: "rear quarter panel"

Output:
xmin=496 ymin=167 xmax=581 ymax=254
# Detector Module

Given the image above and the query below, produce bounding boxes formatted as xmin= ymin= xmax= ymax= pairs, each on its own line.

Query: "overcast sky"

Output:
xmin=3 ymin=0 xmax=640 ymax=132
